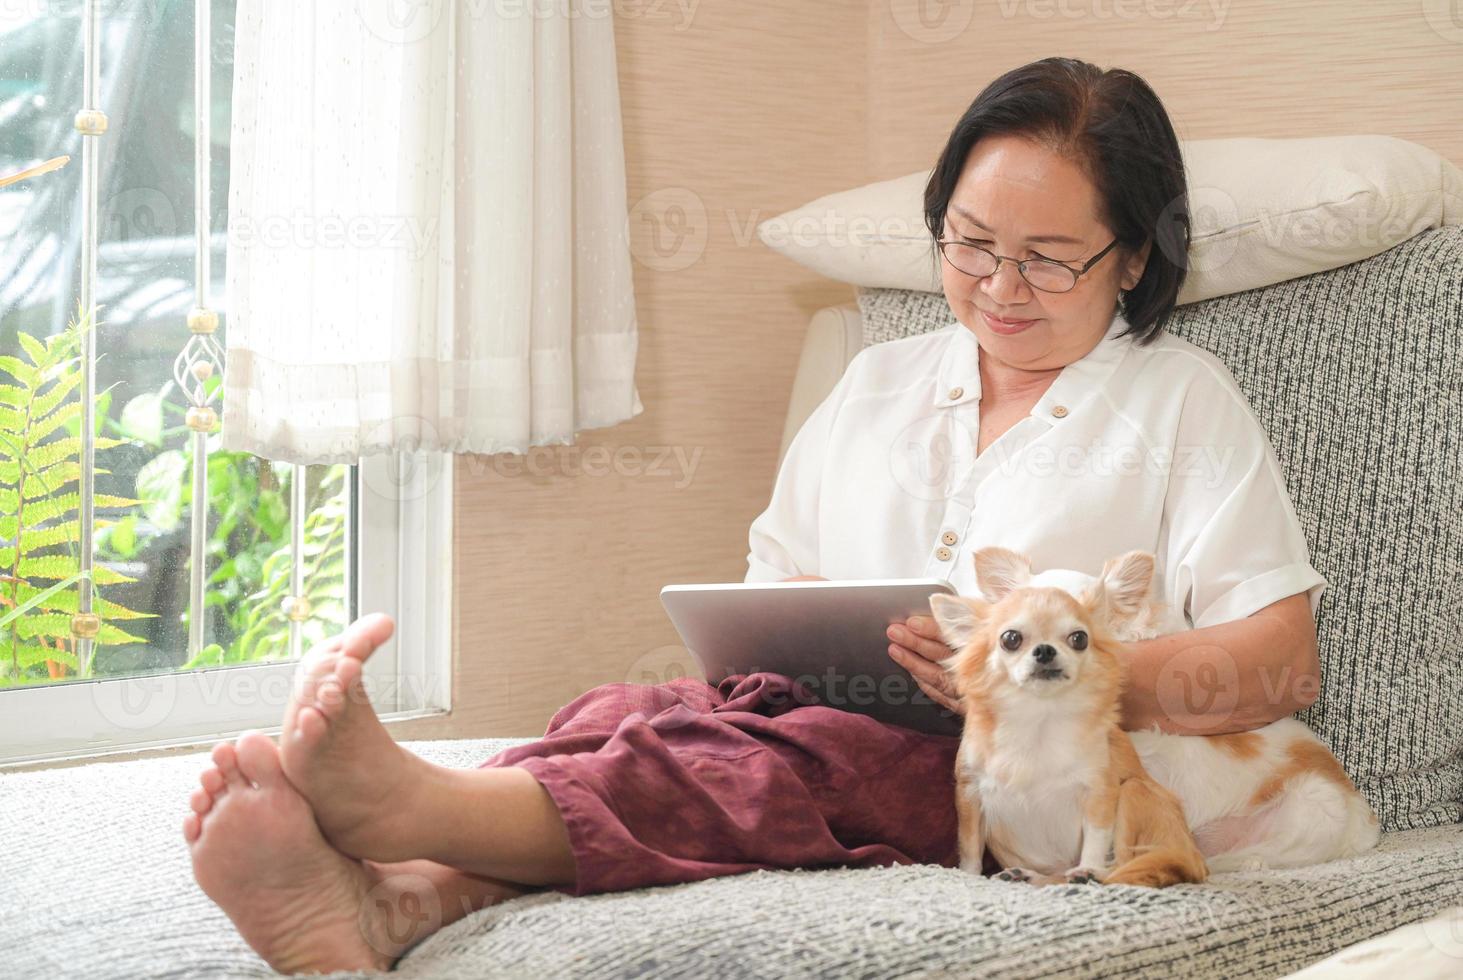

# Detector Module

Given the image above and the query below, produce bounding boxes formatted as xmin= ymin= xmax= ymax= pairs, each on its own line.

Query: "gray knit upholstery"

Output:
xmin=5 ymin=738 xmax=1463 ymax=979
xmin=858 ymin=226 xmax=1463 ymax=833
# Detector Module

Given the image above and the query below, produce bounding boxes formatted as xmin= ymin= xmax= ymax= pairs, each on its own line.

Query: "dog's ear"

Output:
xmin=929 ymin=593 xmax=988 ymax=655
xmin=972 ymin=546 xmax=1032 ymax=603
xmin=1083 ymin=550 xmax=1156 ymax=620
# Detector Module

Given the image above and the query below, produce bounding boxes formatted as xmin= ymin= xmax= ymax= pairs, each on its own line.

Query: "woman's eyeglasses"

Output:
xmin=935 ymin=237 xmax=1120 ymax=294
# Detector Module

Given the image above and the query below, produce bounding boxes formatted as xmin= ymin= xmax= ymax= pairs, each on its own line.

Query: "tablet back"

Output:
xmin=659 ymin=579 xmax=963 ymax=737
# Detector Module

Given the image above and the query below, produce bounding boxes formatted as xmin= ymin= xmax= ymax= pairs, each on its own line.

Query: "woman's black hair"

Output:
xmin=923 ymin=57 xmax=1189 ymax=344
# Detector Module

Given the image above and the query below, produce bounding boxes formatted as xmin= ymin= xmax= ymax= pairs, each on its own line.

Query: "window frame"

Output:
xmin=0 ymin=452 xmax=453 ymax=768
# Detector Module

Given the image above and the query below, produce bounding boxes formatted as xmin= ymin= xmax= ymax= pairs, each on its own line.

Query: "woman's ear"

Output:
xmin=1120 ymin=240 xmax=1151 ymax=291
xmin=929 ymin=593 xmax=987 ymax=654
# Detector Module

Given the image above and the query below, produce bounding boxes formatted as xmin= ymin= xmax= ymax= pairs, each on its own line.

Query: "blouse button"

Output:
xmin=941 ymin=531 xmax=958 ymax=546
xmin=1052 ymin=405 xmax=1069 ymax=418
xmin=948 ymin=386 xmax=964 ymax=400
xmin=935 ymin=546 xmax=953 ymax=561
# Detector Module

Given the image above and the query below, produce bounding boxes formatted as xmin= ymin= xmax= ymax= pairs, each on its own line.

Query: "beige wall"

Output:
xmin=871 ymin=0 xmax=1463 ymax=175
xmin=401 ymin=0 xmax=1463 ymax=741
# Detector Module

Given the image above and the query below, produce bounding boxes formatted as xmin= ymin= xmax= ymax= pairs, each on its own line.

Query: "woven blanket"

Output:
xmin=4 ymin=738 xmax=1461 ymax=979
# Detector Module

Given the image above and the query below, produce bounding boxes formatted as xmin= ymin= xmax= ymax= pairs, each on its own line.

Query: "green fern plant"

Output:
xmin=0 ymin=309 xmax=151 ymax=684
xmin=183 ymin=464 xmax=348 ymax=668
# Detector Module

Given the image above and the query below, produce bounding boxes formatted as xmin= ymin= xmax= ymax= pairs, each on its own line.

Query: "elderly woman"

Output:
xmin=182 ymin=57 xmax=1325 ymax=974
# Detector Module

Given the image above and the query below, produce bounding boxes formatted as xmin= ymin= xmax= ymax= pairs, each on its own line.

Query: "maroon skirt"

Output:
xmin=479 ymin=673 xmax=967 ymax=897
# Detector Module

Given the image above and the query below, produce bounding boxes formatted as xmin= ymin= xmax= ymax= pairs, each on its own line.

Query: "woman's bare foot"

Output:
xmin=279 ymin=613 xmax=435 ymax=860
xmin=183 ymin=731 xmax=406 ymax=973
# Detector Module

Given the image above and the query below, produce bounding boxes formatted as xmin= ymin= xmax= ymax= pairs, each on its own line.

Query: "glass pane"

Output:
xmin=0 ymin=1 xmax=352 ymax=688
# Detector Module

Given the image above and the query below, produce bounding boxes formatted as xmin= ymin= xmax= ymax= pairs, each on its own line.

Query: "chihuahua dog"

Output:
xmin=929 ymin=547 xmax=1380 ymax=888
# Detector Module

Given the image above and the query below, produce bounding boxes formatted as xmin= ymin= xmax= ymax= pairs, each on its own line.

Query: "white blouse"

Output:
xmin=745 ymin=312 xmax=1327 ymax=630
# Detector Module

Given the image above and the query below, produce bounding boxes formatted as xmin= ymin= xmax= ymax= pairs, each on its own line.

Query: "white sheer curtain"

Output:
xmin=223 ymin=1 xmax=643 ymax=463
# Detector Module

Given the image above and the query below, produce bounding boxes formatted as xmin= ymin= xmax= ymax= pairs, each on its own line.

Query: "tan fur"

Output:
xmin=936 ymin=546 xmax=1374 ymax=890
xmin=935 ymin=549 xmax=1207 ymax=889
xmin=1102 ymin=729 xmax=1209 ymax=886
xmin=1249 ymin=737 xmax=1362 ymax=809
xmin=1210 ymin=732 xmax=1265 ymax=761
xmin=1105 ymin=776 xmax=1210 ymax=887
xmin=953 ymin=765 xmax=985 ymax=873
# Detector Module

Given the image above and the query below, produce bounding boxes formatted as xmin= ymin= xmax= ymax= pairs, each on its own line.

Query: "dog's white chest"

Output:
xmin=964 ymin=712 xmax=1097 ymax=874
xmin=977 ymin=770 xmax=1087 ymax=874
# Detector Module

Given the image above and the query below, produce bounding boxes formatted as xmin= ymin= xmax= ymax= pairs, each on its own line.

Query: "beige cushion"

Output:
xmin=757 ymin=136 xmax=1463 ymax=305
xmin=777 ymin=304 xmax=862 ymax=469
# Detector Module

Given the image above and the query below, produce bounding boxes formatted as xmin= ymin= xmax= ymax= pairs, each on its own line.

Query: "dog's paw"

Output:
xmin=994 ymin=867 xmax=1035 ymax=884
xmin=1063 ymin=867 xmax=1103 ymax=885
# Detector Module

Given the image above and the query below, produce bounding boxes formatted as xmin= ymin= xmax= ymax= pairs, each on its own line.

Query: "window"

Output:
xmin=0 ymin=2 xmax=450 ymax=765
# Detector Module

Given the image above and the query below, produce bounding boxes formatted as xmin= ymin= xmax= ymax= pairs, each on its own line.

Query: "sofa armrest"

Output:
xmin=777 ymin=304 xmax=863 ymax=469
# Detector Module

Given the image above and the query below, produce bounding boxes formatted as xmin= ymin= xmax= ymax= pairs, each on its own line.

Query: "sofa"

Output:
xmin=4 ymin=227 xmax=1463 ymax=978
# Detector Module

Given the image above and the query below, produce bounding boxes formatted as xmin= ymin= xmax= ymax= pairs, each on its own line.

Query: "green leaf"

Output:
xmin=14 ymin=642 xmax=74 ymax=670
xmin=136 ymin=449 xmax=188 ymax=531
xmin=16 ymin=332 xmax=48 ymax=367
xmin=0 ymin=404 xmax=24 ymax=434
xmin=26 ymin=398 xmax=81 ymax=445
xmin=105 ymin=516 xmax=138 ymax=558
xmin=0 ymin=571 xmax=88 ymax=631
xmin=180 ymin=642 xmax=225 ymax=670
xmin=14 ymin=556 xmax=132 ymax=585
xmin=13 ymin=614 xmax=143 ymax=645
xmin=118 ymin=392 xmax=165 ymax=447
xmin=17 ymin=522 xmax=80 ymax=552
xmin=0 ymin=460 xmax=81 ymax=494
xmin=0 ymin=354 xmax=36 ymax=386
xmin=32 ymin=364 xmax=82 ymax=418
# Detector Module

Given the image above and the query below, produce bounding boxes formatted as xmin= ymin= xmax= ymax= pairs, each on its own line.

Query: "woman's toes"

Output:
xmin=212 ymin=742 xmax=245 ymax=786
xmin=235 ymin=732 xmax=283 ymax=786
xmin=199 ymin=766 xmax=225 ymax=796
xmin=340 ymin=613 xmax=395 ymax=662
xmin=333 ymin=655 xmax=364 ymax=691
xmin=292 ymin=705 xmax=329 ymax=745
xmin=190 ymin=787 xmax=215 ymax=815
xmin=182 ymin=812 xmax=202 ymax=843
xmin=296 ymin=653 xmax=341 ymax=703
xmin=314 ymin=677 xmax=350 ymax=722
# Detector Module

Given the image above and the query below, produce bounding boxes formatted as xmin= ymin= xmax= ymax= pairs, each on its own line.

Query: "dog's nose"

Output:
xmin=1032 ymin=644 xmax=1056 ymax=664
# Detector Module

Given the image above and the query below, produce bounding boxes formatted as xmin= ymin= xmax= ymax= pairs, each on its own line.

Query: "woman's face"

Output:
xmin=939 ymin=134 xmax=1150 ymax=375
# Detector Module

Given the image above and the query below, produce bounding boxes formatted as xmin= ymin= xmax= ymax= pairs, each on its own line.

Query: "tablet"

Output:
xmin=659 ymin=578 xmax=964 ymax=737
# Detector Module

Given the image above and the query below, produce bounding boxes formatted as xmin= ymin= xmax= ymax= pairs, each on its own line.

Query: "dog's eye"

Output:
xmin=1068 ymin=630 xmax=1089 ymax=651
xmin=1000 ymin=629 xmax=1022 ymax=651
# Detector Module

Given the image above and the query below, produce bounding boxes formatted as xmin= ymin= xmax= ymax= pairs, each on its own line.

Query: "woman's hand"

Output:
xmin=887 ymin=616 xmax=963 ymax=715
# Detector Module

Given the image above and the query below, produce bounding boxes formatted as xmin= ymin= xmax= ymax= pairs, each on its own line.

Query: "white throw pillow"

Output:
xmin=756 ymin=136 xmax=1463 ymax=305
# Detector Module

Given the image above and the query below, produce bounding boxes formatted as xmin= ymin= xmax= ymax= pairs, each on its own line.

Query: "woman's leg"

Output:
xmin=272 ymin=614 xmax=576 ymax=885
xmin=276 ymin=616 xmax=961 ymax=898
xmin=363 ymin=858 xmax=539 ymax=942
